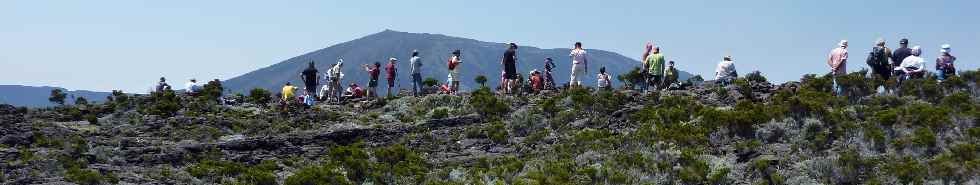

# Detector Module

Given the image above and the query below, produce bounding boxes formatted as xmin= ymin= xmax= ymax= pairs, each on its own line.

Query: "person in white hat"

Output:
xmin=895 ymin=46 xmax=926 ymax=82
xmin=935 ymin=44 xmax=957 ymax=81
xmin=827 ymin=40 xmax=848 ymax=95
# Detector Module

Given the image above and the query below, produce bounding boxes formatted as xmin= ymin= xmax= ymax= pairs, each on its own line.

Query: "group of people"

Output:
xmin=827 ymin=38 xmax=958 ymax=95
xmin=160 ymin=37 xmax=956 ymax=108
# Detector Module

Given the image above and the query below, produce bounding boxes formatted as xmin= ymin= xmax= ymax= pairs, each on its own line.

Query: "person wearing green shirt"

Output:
xmin=645 ymin=46 xmax=666 ymax=90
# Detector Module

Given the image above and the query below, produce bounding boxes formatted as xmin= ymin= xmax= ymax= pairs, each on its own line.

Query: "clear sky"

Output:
xmin=2 ymin=0 xmax=976 ymax=93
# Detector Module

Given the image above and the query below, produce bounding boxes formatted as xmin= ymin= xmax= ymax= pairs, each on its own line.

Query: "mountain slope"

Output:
xmin=0 ymin=85 xmax=111 ymax=108
xmin=224 ymin=30 xmax=691 ymax=93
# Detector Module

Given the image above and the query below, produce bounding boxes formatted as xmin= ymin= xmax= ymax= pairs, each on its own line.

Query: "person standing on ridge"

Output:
xmin=646 ymin=46 xmax=666 ymax=90
xmin=501 ymin=43 xmax=519 ymax=94
xmin=301 ymin=61 xmax=319 ymax=96
xmin=185 ymin=78 xmax=201 ymax=95
xmin=640 ymin=42 xmax=654 ymax=91
xmin=447 ymin=49 xmax=463 ymax=95
xmin=327 ymin=59 xmax=345 ymax=102
xmin=663 ymin=61 xmax=679 ymax=89
xmin=409 ymin=50 xmax=423 ymax=97
xmin=596 ymin=67 xmax=611 ymax=90
xmin=715 ymin=56 xmax=737 ymax=85
xmin=543 ymin=57 xmax=556 ymax=90
xmin=569 ymin=42 xmax=589 ymax=87
xmin=891 ymin=38 xmax=912 ymax=77
xmin=827 ymin=40 xmax=848 ymax=96
xmin=866 ymin=39 xmax=892 ymax=92
xmin=363 ymin=62 xmax=381 ymax=98
xmin=156 ymin=77 xmax=171 ymax=92
xmin=936 ymin=44 xmax=956 ymax=82
xmin=385 ymin=57 xmax=398 ymax=97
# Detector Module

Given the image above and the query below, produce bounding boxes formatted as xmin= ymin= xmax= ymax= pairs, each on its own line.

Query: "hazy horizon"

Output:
xmin=2 ymin=0 xmax=977 ymax=93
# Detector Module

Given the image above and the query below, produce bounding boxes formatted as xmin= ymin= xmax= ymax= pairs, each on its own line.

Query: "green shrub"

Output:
xmin=525 ymin=159 xmax=575 ymax=184
xmin=74 ymin=96 xmax=89 ymax=106
xmin=247 ymin=88 xmax=273 ymax=106
xmin=884 ymin=157 xmax=925 ymax=185
xmin=423 ymin=77 xmax=439 ymax=87
xmin=474 ymin=75 xmax=488 ymax=87
xmin=902 ymin=103 xmax=951 ymax=129
xmin=911 ymin=127 xmax=937 ymax=149
xmin=83 ymin=114 xmax=98 ymax=125
xmin=186 ymin=160 xmax=247 ymax=180
xmin=837 ymin=149 xmax=876 ymax=184
xmin=65 ymin=167 xmax=117 ymax=185
xmin=372 ymin=144 xmax=428 ymax=183
xmin=899 ymin=78 xmax=942 ymax=102
xmin=874 ymin=109 xmax=898 ymax=126
xmin=143 ymin=90 xmax=182 ymax=118
xmin=285 ymin=164 xmax=351 ymax=185
xmin=745 ymin=71 xmax=768 ymax=83
xmin=49 ymin=89 xmax=67 ymax=105
xmin=486 ymin=121 xmax=509 ymax=144
xmin=201 ymin=79 xmax=224 ymax=102
xmin=327 ymin=142 xmax=370 ymax=182
xmin=430 ymin=108 xmax=449 ymax=119
xmin=469 ymin=87 xmax=509 ymax=117
xmin=239 ymin=169 xmax=276 ymax=185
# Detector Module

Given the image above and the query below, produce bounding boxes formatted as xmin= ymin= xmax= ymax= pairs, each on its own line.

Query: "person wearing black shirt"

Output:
xmin=890 ymin=39 xmax=912 ymax=73
xmin=502 ymin=43 xmax=518 ymax=94
xmin=300 ymin=61 xmax=319 ymax=96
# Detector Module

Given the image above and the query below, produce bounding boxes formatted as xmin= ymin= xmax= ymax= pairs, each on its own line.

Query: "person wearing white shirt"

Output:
xmin=895 ymin=46 xmax=925 ymax=81
xmin=569 ymin=42 xmax=589 ymax=87
xmin=715 ymin=56 xmax=737 ymax=85
xmin=185 ymin=79 xmax=200 ymax=94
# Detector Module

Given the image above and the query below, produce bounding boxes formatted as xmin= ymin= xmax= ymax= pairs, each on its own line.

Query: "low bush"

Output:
xmin=247 ymin=88 xmax=273 ymax=106
xmin=469 ymin=87 xmax=509 ymax=117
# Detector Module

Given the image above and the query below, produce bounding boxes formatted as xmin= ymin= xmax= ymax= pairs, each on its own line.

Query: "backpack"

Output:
xmin=448 ymin=57 xmax=458 ymax=70
xmin=866 ymin=47 xmax=886 ymax=69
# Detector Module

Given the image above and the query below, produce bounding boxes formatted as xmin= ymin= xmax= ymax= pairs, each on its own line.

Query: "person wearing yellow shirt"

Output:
xmin=281 ymin=82 xmax=297 ymax=102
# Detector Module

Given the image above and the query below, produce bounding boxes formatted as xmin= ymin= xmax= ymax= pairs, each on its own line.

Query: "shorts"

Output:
xmin=369 ymin=79 xmax=378 ymax=87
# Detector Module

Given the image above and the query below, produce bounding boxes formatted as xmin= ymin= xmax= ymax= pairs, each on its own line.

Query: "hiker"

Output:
xmin=646 ymin=46 xmax=666 ymax=90
xmin=281 ymin=82 xmax=297 ymax=102
xmin=318 ymin=79 xmax=331 ymax=101
xmin=866 ymin=39 xmax=893 ymax=92
xmin=501 ymin=43 xmax=519 ymax=94
xmin=302 ymin=89 xmax=315 ymax=107
xmin=410 ymin=50 xmax=423 ymax=97
xmin=569 ymin=42 xmax=589 ymax=87
xmin=936 ymin=44 xmax=956 ymax=82
xmin=327 ymin=60 xmax=345 ymax=101
xmin=827 ymin=40 xmax=849 ymax=95
xmin=301 ymin=61 xmax=319 ymax=96
xmin=895 ymin=46 xmax=926 ymax=81
xmin=543 ymin=58 xmax=556 ymax=90
xmin=361 ymin=62 xmax=380 ymax=98
xmin=663 ymin=61 xmax=679 ymax=89
xmin=447 ymin=49 xmax=462 ymax=95
xmin=597 ymin=67 xmax=612 ymax=90
xmin=890 ymin=38 xmax=913 ymax=74
xmin=639 ymin=42 xmax=654 ymax=91
xmin=385 ymin=57 xmax=398 ymax=97
xmin=185 ymin=79 xmax=201 ymax=95
xmin=156 ymin=77 xmax=172 ymax=92
xmin=715 ymin=56 xmax=737 ymax=85
xmin=530 ymin=69 xmax=542 ymax=94
xmin=343 ymin=83 xmax=364 ymax=99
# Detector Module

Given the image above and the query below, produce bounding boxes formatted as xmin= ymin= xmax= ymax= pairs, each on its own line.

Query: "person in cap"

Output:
xmin=569 ymin=42 xmax=589 ymax=87
xmin=935 ymin=44 xmax=957 ymax=81
xmin=866 ymin=39 xmax=893 ymax=92
xmin=300 ymin=61 xmax=319 ymax=96
xmin=501 ymin=43 xmax=519 ymax=94
xmin=385 ymin=57 xmax=398 ymax=97
xmin=362 ymin=62 xmax=381 ymax=98
xmin=409 ymin=50 xmax=423 ymax=97
xmin=895 ymin=46 xmax=926 ymax=81
xmin=646 ymin=46 xmax=666 ymax=90
xmin=715 ymin=56 xmax=737 ymax=85
xmin=827 ymin=40 xmax=849 ymax=95
xmin=156 ymin=77 xmax=172 ymax=92
xmin=890 ymin=38 xmax=913 ymax=75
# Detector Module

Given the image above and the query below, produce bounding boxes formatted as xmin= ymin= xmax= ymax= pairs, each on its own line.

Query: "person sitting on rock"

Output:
xmin=715 ymin=56 xmax=737 ymax=86
xmin=530 ymin=69 xmax=542 ymax=94
xmin=343 ymin=83 xmax=364 ymax=100
xmin=597 ymin=67 xmax=612 ymax=90
xmin=156 ymin=77 xmax=172 ymax=92
xmin=894 ymin=46 xmax=926 ymax=82
xmin=663 ymin=61 xmax=679 ymax=89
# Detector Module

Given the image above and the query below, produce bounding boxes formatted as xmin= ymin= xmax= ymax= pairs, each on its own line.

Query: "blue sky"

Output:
xmin=1 ymin=0 xmax=976 ymax=93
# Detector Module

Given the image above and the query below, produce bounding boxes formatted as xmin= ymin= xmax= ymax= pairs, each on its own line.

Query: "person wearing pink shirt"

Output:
xmin=827 ymin=40 xmax=848 ymax=96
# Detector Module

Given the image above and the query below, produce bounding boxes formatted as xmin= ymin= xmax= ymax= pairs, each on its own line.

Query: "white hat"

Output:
xmin=389 ymin=57 xmax=398 ymax=61
xmin=911 ymin=46 xmax=922 ymax=56
xmin=839 ymin=40 xmax=848 ymax=47
xmin=940 ymin=44 xmax=951 ymax=53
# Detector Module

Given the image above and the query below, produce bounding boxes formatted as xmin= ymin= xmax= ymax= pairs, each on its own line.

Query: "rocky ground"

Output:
xmin=1 ymin=71 xmax=979 ymax=185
